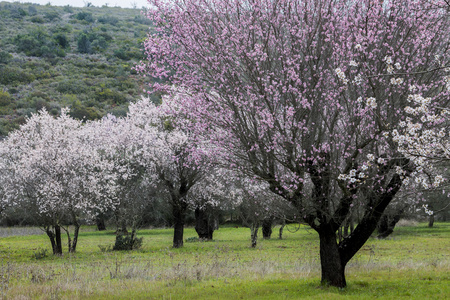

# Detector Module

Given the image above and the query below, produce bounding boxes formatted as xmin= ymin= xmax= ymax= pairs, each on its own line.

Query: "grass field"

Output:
xmin=0 ymin=222 xmax=448 ymax=299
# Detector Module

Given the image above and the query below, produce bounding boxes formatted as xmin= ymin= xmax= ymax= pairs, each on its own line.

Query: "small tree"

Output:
xmin=127 ymin=98 xmax=213 ymax=248
xmin=1 ymin=109 xmax=116 ymax=254
xmin=89 ymin=114 xmax=154 ymax=249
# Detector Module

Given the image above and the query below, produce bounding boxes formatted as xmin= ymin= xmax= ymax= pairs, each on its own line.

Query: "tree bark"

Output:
xmin=279 ymin=223 xmax=285 ymax=240
xmin=172 ymin=203 xmax=186 ymax=248
xmin=96 ymin=214 xmax=106 ymax=231
xmin=262 ymin=218 xmax=273 ymax=239
xmin=428 ymin=215 xmax=434 ymax=228
xmin=45 ymin=225 xmax=63 ymax=255
xmin=318 ymin=226 xmax=346 ymax=288
xmin=68 ymin=223 xmax=80 ymax=253
xmin=194 ymin=207 xmax=214 ymax=240
xmin=377 ymin=208 xmax=404 ymax=239
xmin=250 ymin=222 xmax=259 ymax=248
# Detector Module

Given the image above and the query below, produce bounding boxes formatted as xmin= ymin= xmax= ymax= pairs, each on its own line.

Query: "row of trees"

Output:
xmin=0 ymin=0 xmax=448 ymax=289
xmin=136 ymin=0 xmax=449 ymax=288
xmin=0 ymin=98 xmax=295 ymax=253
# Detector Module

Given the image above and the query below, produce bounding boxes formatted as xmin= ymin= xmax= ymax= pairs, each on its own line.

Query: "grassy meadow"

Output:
xmin=0 ymin=222 xmax=448 ymax=299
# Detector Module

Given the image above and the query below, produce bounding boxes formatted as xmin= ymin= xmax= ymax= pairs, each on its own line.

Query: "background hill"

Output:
xmin=0 ymin=1 xmax=153 ymax=137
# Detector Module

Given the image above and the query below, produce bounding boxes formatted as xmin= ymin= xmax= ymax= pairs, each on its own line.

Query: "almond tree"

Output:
xmin=127 ymin=98 xmax=213 ymax=248
xmin=88 ymin=114 xmax=155 ymax=250
xmin=0 ymin=109 xmax=116 ymax=254
xmin=139 ymin=0 xmax=449 ymax=287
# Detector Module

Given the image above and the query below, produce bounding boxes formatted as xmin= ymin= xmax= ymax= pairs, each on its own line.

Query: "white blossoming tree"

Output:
xmin=0 ymin=109 xmax=116 ymax=254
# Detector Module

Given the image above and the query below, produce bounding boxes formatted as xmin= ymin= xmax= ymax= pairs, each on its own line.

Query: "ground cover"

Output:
xmin=0 ymin=223 xmax=448 ymax=299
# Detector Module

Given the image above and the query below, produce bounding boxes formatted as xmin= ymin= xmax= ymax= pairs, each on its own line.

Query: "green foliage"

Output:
xmin=44 ymin=11 xmax=60 ymax=21
xmin=0 ymin=66 xmax=35 ymax=85
xmin=0 ymin=90 xmax=11 ymax=106
xmin=0 ymin=2 xmax=151 ymax=136
xmin=77 ymin=33 xmax=92 ymax=54
xmin=0 ymin=51 xmax=12 ymax=64
xmin=56 ymin=79 xmax=87 ymax=94
xmin=63 ymin=5 xmax=73 ymax=13
xmin=33 ymin=248 xmax=49 ymax=260
xmin=69 ymin=100 xmax=101 ymax=120
xmin=74 ymin=11 xmax=94 ymax=23
xmin=112 ymin=234 xmax=143 ymax=251
xmin=30 ymin=15 xmax=45 ymax=24
xmin=95 ymin=86 xmax=128 ymax=105
xmin=53 ymin=33 xmax=69 ymax=49
xmin=98 ymin=15 xmax=119 ymax=26
xmin=27 ymin=6 xmax=38 ymax=16
xmin=14 ymin=27 xmax=64 ymax=58
xmin=185 ymin=236 xmax=200 ymax=243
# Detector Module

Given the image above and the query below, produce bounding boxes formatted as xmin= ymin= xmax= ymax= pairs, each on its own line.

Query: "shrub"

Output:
xmin=69 ymin=101 xmax=101 ymax=120
xmin=112 ymin=234 xmax=143 ymax=251
xmin=98 ymin=15 xmax=119 ymax=26
xmin=57 ymin=80 xmax=87 ymax=94
xmin=0 ymin=51 xmax=12 ymax=64
xmin=0 ymin=67 xmax=35 ymax=85
xmin=44 ymin=11 xmax=60 ymax=21
xmin=30 ymin=15 xmax=45 ymax=23
xmin=53 ymin=33 xmax=69 ymax=49
xmin=27 ymin=6 xmax=37 ymax=16
xmin=77 ymin=33 xmax=92 ymax=54
xmin=74 ymin=11 xmax=94 ymax=23
xmin=33 ymin=248 xmax=48 ymax=260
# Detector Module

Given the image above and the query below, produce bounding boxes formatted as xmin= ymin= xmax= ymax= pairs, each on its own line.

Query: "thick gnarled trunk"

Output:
xmin=318 ymin=227 xmax=346 ymax=287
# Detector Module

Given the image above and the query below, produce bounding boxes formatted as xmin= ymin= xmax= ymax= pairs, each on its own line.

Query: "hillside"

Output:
xmin=0 ymin=1 xmax=153 ymax=137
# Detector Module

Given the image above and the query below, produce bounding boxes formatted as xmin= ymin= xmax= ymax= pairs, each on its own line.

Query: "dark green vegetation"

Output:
xmin=0 ymin=1 xmax=152 ymax=136
xmin=0 ymin=223 xmax=448 ymax=299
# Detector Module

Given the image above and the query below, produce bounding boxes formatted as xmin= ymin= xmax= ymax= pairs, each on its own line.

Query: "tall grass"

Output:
xmin=0 ymin=223 xmax=448 ymax=299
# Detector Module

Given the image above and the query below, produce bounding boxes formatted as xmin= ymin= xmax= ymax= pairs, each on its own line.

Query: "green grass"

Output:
xmin=0 ymin=223 xmax=448 ymax=299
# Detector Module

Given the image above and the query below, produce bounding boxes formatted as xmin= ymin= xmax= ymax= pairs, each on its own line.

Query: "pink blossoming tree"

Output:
xmin=139 ymin=0 xmax=449 ymax=287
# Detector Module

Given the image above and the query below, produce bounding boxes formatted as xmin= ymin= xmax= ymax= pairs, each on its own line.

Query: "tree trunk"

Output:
xmin=173 ymin=204 xmax=186 ymax=248
xmin=68 ymin=223 xmax=80 ymax=253
xmin=195 ymin=207 xmax=214 ymax=240
xmin=96 ymin=214 xmax=106 ymax=231
xmin=377 ymin=208 xmax=404 ymax=239
xmin=428 ymin=215 xmax=434 ymax=228
xmin=45 ymin=225 xmax=63 ymax=255
xmin=262 ymin=218 xmax=273 ymax=239
xmin=250 ymin=222 xmax=259 ymax=248
xmin=279 ymin=223 xmax=285 ymax=240
xmin=318 ymin=227 xmax=346 ymax=288
xmin=45 ymin=226 xmax=59 ymax=255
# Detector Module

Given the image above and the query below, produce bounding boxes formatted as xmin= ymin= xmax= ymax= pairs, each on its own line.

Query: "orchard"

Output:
xmin=0 ymin=0 xmax=448 ymax=290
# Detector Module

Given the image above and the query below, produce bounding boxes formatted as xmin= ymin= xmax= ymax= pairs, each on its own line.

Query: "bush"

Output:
xmin=30 ymin=15 xmax=45 ymax=23
xmin=74 ymin=11 xmax=94 ymax=23
xmin=0 ymin=51 xmax=12 ymax=64
xmin=112 ymin=234 xmax=143 ymax=251
xmin=98 ymin=15 xmax=119 ymax=26
xmin=77 ymin=33 xmax=92 ymax=54
xmin=69 ymin=101 xmax=101 ymax=120
xmin=33 ymin=248 xmax=48 ymax=260
xmin=0 ymin=91 xmax=11 ymax=106
xmin=27 ymin=6 xmax=37 ymax=16
xmin=53 ymin=33 xmax=69 ymax=49
xmin=57 ymin=80 xmax=87 ymax=94
xmin=44 ymin=11 xmax=60 ymax=21
xmin=0 ymin=67 xmax=35 ymax=85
